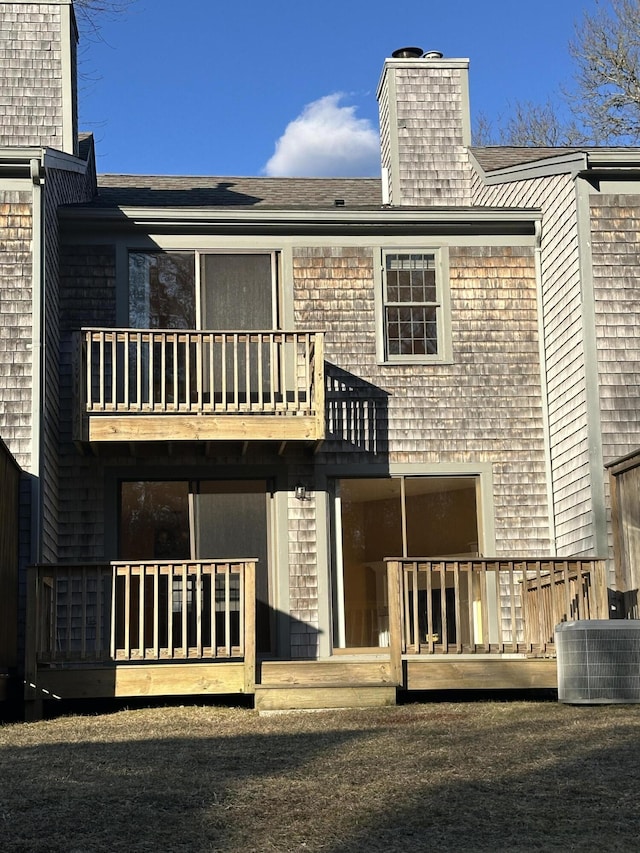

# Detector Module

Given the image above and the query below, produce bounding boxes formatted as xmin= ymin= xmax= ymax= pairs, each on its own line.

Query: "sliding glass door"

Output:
xmin=332 ymin=476 xmax=480 ymax=649
xmin=119 ymin=479 xmax=273 ymax=653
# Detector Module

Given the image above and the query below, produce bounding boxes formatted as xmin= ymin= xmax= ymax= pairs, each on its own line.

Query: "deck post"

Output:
xmin=594 ymin=559 xmax=610 ymax=619
xmin=244 ymin=560 xmax=257 ymax=695
xmin=24 ymin=565 xmax=43 ymax=721
xmin=314 ymin=333 xmax=325 ymax=440
xmin=386 ymin=560 xmax=404 ymax=687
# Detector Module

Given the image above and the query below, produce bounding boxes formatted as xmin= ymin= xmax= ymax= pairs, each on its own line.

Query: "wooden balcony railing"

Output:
xmin=74 ymin=328 xmax=325 ymax=442
xmin=386 ymin=558 xmax=609 ymax=663
xmin=26 ymin=560 xmax=256 ymax=670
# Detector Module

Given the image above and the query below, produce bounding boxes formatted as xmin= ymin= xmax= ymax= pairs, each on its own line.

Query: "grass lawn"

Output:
xmin=1 ymin=700 xmax=639 ymax=852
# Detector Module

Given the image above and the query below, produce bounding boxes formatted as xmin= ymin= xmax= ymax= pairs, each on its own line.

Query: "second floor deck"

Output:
xmin=74 ymin=328 xmax=325 ymax=444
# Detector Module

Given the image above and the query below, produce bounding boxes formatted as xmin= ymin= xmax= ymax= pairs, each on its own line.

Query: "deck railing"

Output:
xmin=77 ymin=328 xmax=324 ymax=418
xmin=26 ymin=560 xmax=256 ymax=668
xmin=386 ymin=558 xmax=608 ymax=662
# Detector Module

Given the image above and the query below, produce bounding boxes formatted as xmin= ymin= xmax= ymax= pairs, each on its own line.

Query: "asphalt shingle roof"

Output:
xmin=89 ymin=175 xmax=383 ymax=209
xmin=471 ymin=146 xmax=584 ymax=172
xmin=472 ymin=145 xmax=640 ymax=172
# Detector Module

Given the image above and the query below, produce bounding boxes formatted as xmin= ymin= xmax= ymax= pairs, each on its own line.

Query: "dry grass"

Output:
xmin=1 ymin=700 xmax=639 ymax=852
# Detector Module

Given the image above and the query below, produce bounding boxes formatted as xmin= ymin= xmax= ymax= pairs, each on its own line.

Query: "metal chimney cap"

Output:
xmin=423 ymin=50 xmax=444 ymax=59
xmin=392 ymin=46 xmax=424 ymax=59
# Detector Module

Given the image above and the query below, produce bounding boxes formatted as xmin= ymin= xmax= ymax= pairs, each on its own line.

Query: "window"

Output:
xmin=381 ymin=250 xmax=450 ymax=362
xmin=129 ymin=252 xmax=195 ymax=328
xmin=127 ymin=250 xmax=278 ymax=331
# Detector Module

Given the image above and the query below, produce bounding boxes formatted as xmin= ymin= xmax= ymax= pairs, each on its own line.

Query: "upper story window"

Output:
xmin=128 ymin=251 xmax=279 ymax=330
xmin=129 ymin=252 xmax=195 ymax=328
xmin=381 ymin=250 xmax=451 ymax=363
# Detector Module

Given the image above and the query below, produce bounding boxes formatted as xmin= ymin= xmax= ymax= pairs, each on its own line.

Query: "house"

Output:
xmin=2 ymin=2 xmax=635 ymax=718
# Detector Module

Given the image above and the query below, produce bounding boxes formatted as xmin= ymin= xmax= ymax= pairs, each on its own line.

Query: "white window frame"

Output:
xmin=376 ymin=247 xmax=452 ymax=364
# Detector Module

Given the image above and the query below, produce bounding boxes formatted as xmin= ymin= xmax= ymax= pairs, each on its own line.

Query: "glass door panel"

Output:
xmin=335 ymin=478 xmax=402 ymax=648
xmin=193 ymin=480 xmax=272 ymax=654
xmin=200 ymin=253 xmax=276 ymax=405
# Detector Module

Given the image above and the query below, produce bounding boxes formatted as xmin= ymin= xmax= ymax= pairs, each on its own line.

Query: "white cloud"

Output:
xmin=263 ymin=93 xmax=380 ymax=177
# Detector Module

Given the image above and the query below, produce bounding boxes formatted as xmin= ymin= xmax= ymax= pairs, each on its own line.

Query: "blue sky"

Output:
xmin=78 ymin=0 xmax=597 ymax=177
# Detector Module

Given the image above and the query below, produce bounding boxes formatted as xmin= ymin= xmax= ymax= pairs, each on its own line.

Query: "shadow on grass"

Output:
xmin=1 ymin=703 xmax=639 ymax=852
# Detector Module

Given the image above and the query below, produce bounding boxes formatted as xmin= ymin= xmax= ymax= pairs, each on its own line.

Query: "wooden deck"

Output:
xmin=74 ymin=328 xmax=325 ymax=443
xmin=24 ymin=557 xmax=609 ymax=714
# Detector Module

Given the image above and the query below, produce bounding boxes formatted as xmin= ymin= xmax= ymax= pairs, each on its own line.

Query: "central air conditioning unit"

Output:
xmin=556 ymin=620 xmax=640 ymax=704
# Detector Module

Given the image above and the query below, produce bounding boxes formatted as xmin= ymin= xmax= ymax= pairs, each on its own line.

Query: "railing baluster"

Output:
xmin=453 ymin=562 xmax=461 ymax=652
xmin=123 ymin=565 xmax=131 ymax=661
xmin=257 ymin=333 xmax=264 ymax=412
xmin=196 ymin=562 xmax=202 ymax=657
xmin=211 ymin=563 xmax=217 ymax=654
xmin=208 ymin=333 xmax=215 ymax=412
xmin=281 ymin=332 xmax=288 ymax=410
xmin=166 ymin=564 xmax=173 ymax=658
xmin=110 ymin=332 xmax=117 ymax=410
xmin=238 ymin=563 xmax=245 ymax=655
xmin=85 ymin=331 xmax=93 ymax=410
xmin=221 ymin=334 xmax=227 ymax=412
xmin=244 ymin=333 xmax=251 ymax=411
xmin=304 ymin=334 xmax=311 ymax=414
xmin=134 ymin=332 xmax=141 ymax=411
xmin=98 ymin=331 xmax=105 ymax=411
xmin=509 ymin=562 xmax=518 ymax=652
xmin=138 ymin=563 xmax=145 ymax=659
xmin=562 ymin=561 xmax=571 ymax=622
xmin=410 ymin=563 xmax=419 ymax=651
xmin=195 ymin=332 xmax=203 ymax=414
xmin=146 ymin=333 xmax=153 ymax=410
xmin=224 ymin=563 xmax=231 ymax=657
xmin=159 ymin=333 xmax=166 ymax=412
xmin=123 ymin=331 xmax=130 ymax=411
xmin=425 ymin=562 xmax=434 ymax=653
xmin=181 ymin=563 xmax=188 ymax=658
xmin=184 ymin=333 xmax=192 ymax=411
xmin=233 ymin=334 xmax=239 ymax=411
xmin=269 ymin=333 xmax=276 ymax=411
xmin=152 ymin=563 xmax=159 ymax=660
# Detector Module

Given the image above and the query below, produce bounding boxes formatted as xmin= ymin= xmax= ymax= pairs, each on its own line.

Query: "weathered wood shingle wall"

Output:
xmin=0 ymin=1 xmax=77 ymax=153
xmin=294 ymin=243 xmax=551 ymax=554
xmin=0 ymin=193 xmax=33 ymax=470
xmin=41 ymin=168 xmax=95 ymax=561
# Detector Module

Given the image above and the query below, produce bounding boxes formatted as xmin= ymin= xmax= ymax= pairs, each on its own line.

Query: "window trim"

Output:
xmin=375 ymin=246 xmax=452 ymax=364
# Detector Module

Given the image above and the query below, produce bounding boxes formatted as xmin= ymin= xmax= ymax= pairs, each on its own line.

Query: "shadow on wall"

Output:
xmin=324 ymin=363 xmax=389 ymax=458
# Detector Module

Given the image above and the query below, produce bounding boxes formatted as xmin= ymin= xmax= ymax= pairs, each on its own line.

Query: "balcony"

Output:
xmin=74 ymin=328 xmax=325 ymax=444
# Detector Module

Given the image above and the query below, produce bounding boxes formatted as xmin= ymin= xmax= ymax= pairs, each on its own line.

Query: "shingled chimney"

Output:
xmin=377 ymin=49 xmax=473 ymax=206
xmin=0 ymin=0 xmax=79 ymax=154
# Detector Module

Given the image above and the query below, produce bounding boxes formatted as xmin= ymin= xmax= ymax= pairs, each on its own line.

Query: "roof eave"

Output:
xmin=477 ymin=152 xmax=589 ymax=184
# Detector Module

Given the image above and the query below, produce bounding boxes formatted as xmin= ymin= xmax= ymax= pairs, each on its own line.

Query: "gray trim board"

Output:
xmin=575 ymin=175 xmax=609 ymax=557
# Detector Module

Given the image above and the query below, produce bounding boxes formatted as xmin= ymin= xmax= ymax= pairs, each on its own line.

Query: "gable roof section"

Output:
xmin=472 ymin=145 xmax=640 ymax=177
xmin=86 ymin=175 xmax=384 ymax=210
xmin=471 ymin=147 xmax=583 ymax=172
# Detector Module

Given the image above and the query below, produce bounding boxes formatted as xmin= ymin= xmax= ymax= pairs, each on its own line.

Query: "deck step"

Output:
xmin=259 ymin=659 xmax=396 ymax=687
xmin=255 ymin=683 xmax=397 ymax=712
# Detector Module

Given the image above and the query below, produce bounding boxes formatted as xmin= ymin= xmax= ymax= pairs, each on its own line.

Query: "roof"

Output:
xmin=87 ymin=175 xmax=383 ymax=209
xmin=472 ymin=145 xmax=640 ymax=173
xmin=471 ymin=147 xmax=583 ymax=172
